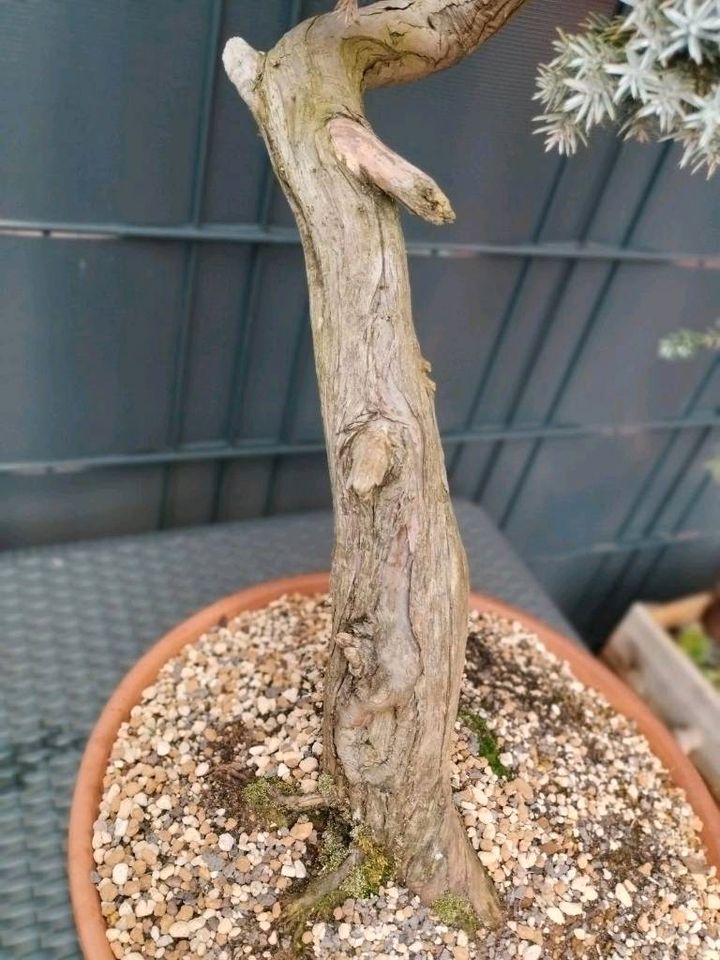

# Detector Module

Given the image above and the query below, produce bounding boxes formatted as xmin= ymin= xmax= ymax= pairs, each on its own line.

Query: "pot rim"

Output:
xmin=68 ymin=572 xmax=720 ymax=960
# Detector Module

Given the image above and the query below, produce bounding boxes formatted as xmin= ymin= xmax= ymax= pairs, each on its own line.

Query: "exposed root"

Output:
xmin=277 ymin=793 xmax=332 ymax=812
xmin=283 ymin=848 xmax=362 ymax=928
xmin=214 ymin=760 xmax=250 ymax=783
xmin=282 ymin=825 xmax=394 ymax=952
xmin=236 ymin=776 xmax=300 ymax=828
xmin=218 ymin=765 xmax=340 ymax=810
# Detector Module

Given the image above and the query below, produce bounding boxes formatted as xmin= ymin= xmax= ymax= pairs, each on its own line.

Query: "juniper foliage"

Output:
xmin=535 ymin=1 xmax=720 ymax=176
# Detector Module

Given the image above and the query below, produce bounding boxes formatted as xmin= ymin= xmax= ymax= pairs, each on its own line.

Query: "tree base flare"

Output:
xmin=404 ymin=804 xmax=503 ymax=928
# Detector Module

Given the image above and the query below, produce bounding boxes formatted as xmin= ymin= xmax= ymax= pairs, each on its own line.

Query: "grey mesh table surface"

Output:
xmin=0 ymin=501 xmax=575 ymax=960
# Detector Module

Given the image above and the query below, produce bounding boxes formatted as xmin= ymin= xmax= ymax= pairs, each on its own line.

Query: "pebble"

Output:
xmin=218 ymin=833 xmax=234 ymax=852
xmin=615 ymin=882 xmax=633 ymax=908
xmin=92 ymin=595 xmax=720 ymax=960
xmin=111 ymin=863 xmax=129 ymax=886
xmin=290 ymin=820 xmax=313 ymax=841
xmin=135 ymin=900 xmax=154 ymax=918
xmin=559 ymin=900 xmax=582 ymax=916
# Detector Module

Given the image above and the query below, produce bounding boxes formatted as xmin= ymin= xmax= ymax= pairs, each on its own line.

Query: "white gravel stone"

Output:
xmin=218 ymin=833 xmax=234 ymax=852
xmin=615 ymin=882 xmax=633 ymax=908
xmin=111 ymin=863 xmax=129 ymax=886
xmin=92 ymin=594 xmax=720 ymax=960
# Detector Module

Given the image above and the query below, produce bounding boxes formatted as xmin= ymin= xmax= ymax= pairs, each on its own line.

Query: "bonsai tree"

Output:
xmin=222 ymin=0 xmax=720 ymax=929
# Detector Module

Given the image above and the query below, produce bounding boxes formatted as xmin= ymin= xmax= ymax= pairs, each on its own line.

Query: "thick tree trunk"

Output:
xmin=224 ymin=0 xmax=527 ymax=924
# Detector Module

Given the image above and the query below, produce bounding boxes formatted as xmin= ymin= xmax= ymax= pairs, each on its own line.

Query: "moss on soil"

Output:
xmin=317 ymin=812 xmax=352 ymax=874
xmin=344 ymin=827 xmax=394 ymax=899
xmin=317 ymin=770 xmax=342 ymax=805
xmin=458 ymin=705 xmax=512 ymax=780
xmin=240 ymin=776 xmax=298 ymax=828
xmin=286 ymin=822 xmax=394 ymax=956
xmin=431 ymin=892 xmax=480 ymax=937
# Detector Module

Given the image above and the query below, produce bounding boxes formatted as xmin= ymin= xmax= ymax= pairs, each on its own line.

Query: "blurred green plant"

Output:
xmin=658 ymin=320 xmax=719 ymax=482
xmin=676 ymin=622 xmax=720 ymax=690
xmin=658 ymin=323 xmax=720 ymax=360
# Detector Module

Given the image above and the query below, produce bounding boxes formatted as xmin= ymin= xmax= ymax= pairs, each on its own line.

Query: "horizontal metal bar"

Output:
xmin=0 ymin=217 xmax=718 ymax=267
xmin=532 ymin=526 xmax=719 ymax=562
xmin=2 ymin=414 xmax=718 ymax=476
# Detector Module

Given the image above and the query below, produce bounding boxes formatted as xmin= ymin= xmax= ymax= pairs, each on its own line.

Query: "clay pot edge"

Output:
xmin=68 ymin=572 xmax=720 ymax=960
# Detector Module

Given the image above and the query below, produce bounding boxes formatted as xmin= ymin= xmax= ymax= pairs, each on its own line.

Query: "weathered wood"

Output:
xmin=603 ymin=597 xmax=720 ymax=802
xmin=223 ymin=0 xmax=529 ymax=922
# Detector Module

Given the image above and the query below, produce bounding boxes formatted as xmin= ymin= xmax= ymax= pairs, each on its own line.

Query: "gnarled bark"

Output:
xmin=223 ymin=0 xmax=528 ymax=925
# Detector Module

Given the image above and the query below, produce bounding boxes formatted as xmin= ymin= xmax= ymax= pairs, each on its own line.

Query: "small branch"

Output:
xmin=216 ymin=763 xmax=334 ymax=811
xmin=328 ymin=116 xmax=455 ymax=225
xmin=335 ymin=0 xmax=360 ymax=25
xmin=277 ymin=793 xmax=332 ymax=812
xmin=329 ymin=0 xmax=531 ymax=90
xmin=222 ymin=37 xmax=263 ymax=113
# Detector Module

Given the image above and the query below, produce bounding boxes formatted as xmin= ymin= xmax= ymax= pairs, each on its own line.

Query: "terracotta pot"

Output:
xmin=68 ymin=573 xmax=720 ymax=960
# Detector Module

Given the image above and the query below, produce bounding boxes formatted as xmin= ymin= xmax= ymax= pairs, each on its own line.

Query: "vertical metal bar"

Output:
xmin=447 ymin=158 xmax=567 ymax=482
xmin=208 ymin=164 xmax=279 ymax=523
xmin=158 ymin=0 xmax=224 ymax=527
xmin=262 ymin=301 xmax=311 ymax=515
xmin=472 ymin=141 xmax=625 ymax=503
xmin=210 ymin=0 xmax=304 ymax=522
xmin=496 ymin=143 xmax=672 ymax=531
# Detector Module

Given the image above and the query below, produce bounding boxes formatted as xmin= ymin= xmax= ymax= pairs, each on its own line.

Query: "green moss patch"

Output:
xmin=458 ymin=706 xmax=512 ymax=780
xmin=240 ymin=776 xmax=298 ymax=828
xmin=288 ymin=821 xmax=395 ymax=941
xmin=317 ymin=812 xmax=352 ymax=875
xmin=343 ymin=827 xmax=394 ymax=899
xmin=432 ymin=892 xmax=480 ymax=937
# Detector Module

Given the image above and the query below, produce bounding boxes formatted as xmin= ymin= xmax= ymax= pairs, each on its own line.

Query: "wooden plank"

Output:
xmin=647 ymin=592 xmax=710 ymax=630
xmin=603 ymin=600 xmax=720 ymax=802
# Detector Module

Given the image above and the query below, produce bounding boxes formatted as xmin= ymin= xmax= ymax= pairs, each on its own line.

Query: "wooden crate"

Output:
xmin=602 ymin=593 xmax=720 ymax=802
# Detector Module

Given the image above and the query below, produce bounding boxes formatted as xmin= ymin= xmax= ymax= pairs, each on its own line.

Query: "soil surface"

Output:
xmin=92 ymin=594 xmax=720 ymax=959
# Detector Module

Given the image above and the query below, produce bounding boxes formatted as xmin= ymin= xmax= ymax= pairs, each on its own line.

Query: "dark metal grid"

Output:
xmin=471 ymin=144 xmax=626 ymax=503
xmin=158 ymin=0 xmax=225 ymax=528
xmin=447 ymin=158 xmax=569 ymax=482
xmin=1 ymin=413 xmax=719 ymax=476
xmin=631 ymin=471 xmax=716 ymax=596
xmin=262 ymin=301 xmax=312 ymax=515
xmin=577 ymin=356 xmax=720 ymax=628
xmin=0 ymin=0 xmax=716 ymax=602
xmin=208 ymin=0 xmax=305 ymax=523
xmin=2 ymin=216 xmax=719 ymax=268
xmin=492 ymin=144 xmax=674 ymax=530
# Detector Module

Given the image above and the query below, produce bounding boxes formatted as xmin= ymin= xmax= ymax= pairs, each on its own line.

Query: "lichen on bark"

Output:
xmin=223 ymin=0 xmax=529 ymax=927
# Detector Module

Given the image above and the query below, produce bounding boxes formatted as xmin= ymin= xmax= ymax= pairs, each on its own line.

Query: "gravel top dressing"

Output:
xmin=92 ymin=594 xmax=720 ymax=959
